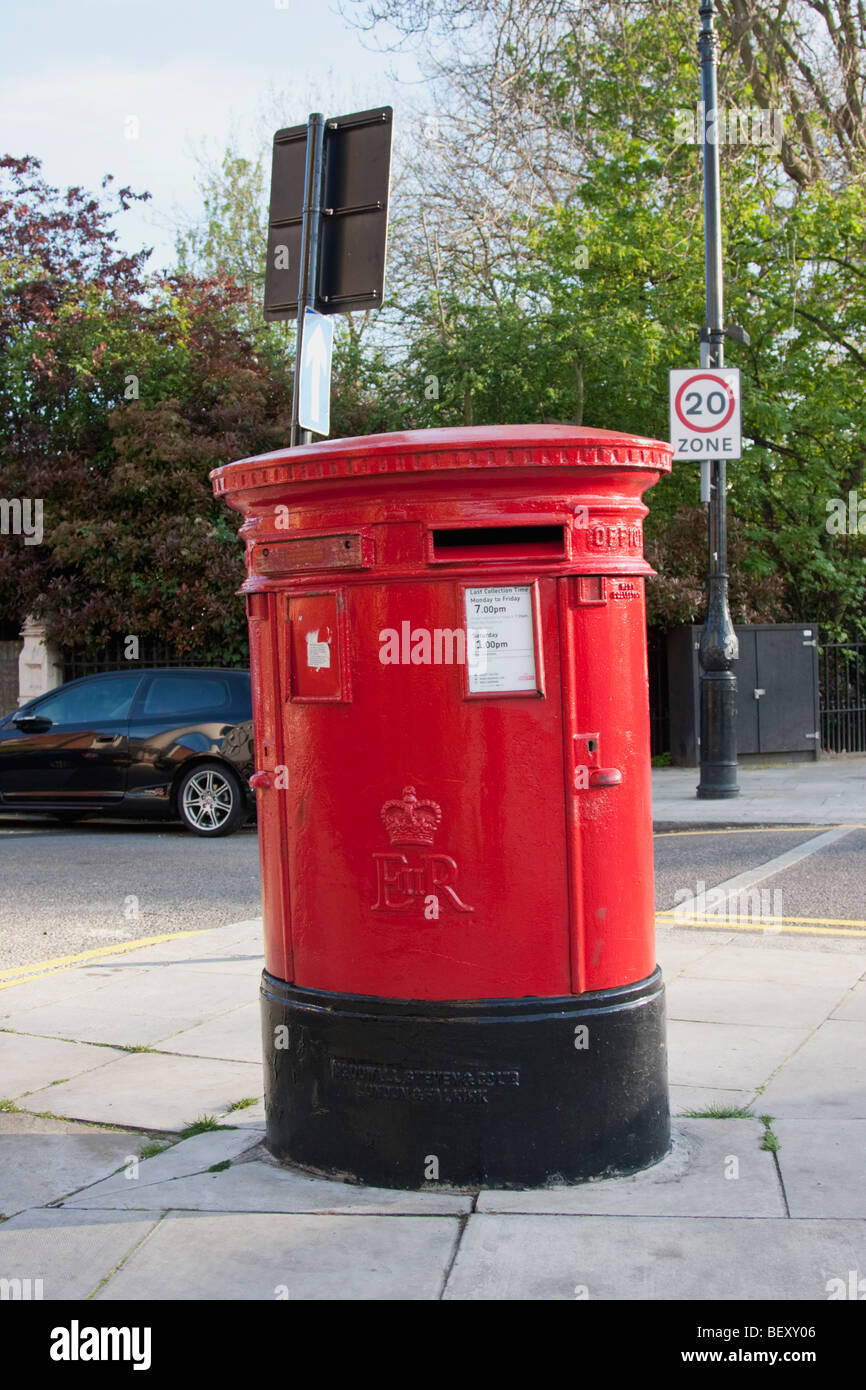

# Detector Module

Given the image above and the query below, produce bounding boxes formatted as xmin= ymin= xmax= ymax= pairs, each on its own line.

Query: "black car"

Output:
xmin=0 ymin=668 xmax=255 ymax=836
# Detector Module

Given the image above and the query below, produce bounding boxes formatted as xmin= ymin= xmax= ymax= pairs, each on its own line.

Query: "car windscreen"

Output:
xmin=32 ymin=676 xmax=142 ymax=724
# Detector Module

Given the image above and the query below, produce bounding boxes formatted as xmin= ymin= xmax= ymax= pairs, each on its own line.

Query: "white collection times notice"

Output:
xmin=464 ymin=586 xmax=537 ymax=694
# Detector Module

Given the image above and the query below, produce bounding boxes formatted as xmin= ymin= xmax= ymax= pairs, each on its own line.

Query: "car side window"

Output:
xmin=141 ymin=675 xmax=232 ymax=717
xmin=33 ymin=677 xmax=142 ymax=725
xmin=233 ymin=676 xmax=252 ymax=720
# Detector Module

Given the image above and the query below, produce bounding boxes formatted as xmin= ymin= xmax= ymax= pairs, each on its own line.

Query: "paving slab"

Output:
xmin=0 ymin=966 xmax=130 ymax=1014
xmin=1 ymin=1003 xmax=204 ymax=1049
xmin=127 ymin=923 xmax=262 ymax=965
xmin=225 ymin=1099 xmax=266 ymax=1129
xmin=669 ymin=1084 xmax=756 ymax=1115
xmin=652 ymin=760 xmax=866 ymax=826
xmin=665 ymin=975 xmax=844 ymax=1030
xmin=667 ymin=1019 xmax=806 ymax=1090
xmin=65 ymin=964 xmax=250 ymax=1024
xmin=832 ymin=980 xmax=866 ymax=1021
xmin=0 ymin=1031 xmax=124 ymax=1100
xmin=121 ymin=950 xmax=262 ymax=978
xmin=0 ymin=1113 xmax=149 ymax=1218
xmin=679 ymin=944 xmax=866 ymax=989
xmin=58 ymin=1126 xmax=265 ymax=1200
xmin=657 ymin=942 xmax=725 ymax=978
xmin=774 ymin=1117 xmax=866 ymax=1218
xmin=24 ymin=1051 xmax=261 ymax=1130
xmin=443 ymin=1215 xmax=866 ymax=1300
xmin=476 ymin=1121 xmax=783 ymax=1217
xmin=65 ymin=1148 xmax=474 ymax=1216
xmin=163 ymin=1002 xmax=261 ymax=1063
xmin=0 ymin=1208 xmax=162 ymax=1300
xmin=160 ymin=954 xmax=262 ymax=978
xmin=759 ymin=1020 xmax=866 ymax=1121
xmin=96 ymin=1211 xmax=460 ymax=1300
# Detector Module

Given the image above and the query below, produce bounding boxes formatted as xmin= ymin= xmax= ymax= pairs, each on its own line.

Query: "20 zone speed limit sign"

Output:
xmin=669 ymin=367 xmax=742 ymax=460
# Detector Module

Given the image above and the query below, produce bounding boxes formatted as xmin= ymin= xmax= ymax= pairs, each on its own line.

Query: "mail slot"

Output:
xmin=211 ymin=424 xmax=672 ymax=1187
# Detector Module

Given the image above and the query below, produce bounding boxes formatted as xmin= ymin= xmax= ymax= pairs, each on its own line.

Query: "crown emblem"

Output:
xmin=381 ymin=786 xmax=442 ymax=847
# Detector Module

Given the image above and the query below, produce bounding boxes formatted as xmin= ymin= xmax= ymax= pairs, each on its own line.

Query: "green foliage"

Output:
xmin=4 ymin=0 xmax=866 ymax=650
xmin=362 ymin=3 xmax=866 ymax=637
xmin=179 ymin=1115 xmax=227 ymax=1138
xmin=0 ymin=156 xmax=289 ymax=660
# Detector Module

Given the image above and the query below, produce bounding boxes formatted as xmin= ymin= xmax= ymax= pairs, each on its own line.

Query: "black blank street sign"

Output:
xmin=264 ymin=106 xmax=393 ymax=321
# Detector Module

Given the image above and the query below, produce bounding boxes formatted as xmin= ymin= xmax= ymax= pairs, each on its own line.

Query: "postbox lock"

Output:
xmin=249 ymin=770 xmax=273 ymax=791
xmin=573 ymin=733 xmax=622 ymax=791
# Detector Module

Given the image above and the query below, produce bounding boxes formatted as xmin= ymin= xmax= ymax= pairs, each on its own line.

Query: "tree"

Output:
xmin=343 ymin=0 xmax=866 ymax=639
xmin=0 ymin=155 xmax=288 ymax=663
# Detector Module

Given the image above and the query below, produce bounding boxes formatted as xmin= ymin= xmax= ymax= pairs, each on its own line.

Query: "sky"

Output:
xmin=3 ymin=0 xmax=424 ymax=271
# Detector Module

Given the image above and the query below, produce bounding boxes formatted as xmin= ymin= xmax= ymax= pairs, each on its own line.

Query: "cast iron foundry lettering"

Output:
xmin=331 ymin=1059 xmax=519 ymax=1104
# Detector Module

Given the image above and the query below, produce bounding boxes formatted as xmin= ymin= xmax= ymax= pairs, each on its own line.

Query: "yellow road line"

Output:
xmin=657 ymin=911 xmax=866 ymax=928
xmin=0 ymin=928 xmax=215 ymax=991
xmin=654 ymin=825 xmax=866 ymax=838
xmin=656 ymin=916 xmax=866 ymax=939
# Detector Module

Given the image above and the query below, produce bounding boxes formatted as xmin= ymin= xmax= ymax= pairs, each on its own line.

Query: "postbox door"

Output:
xmin=270 ymin=573 xmax=654 ymax=1002
xmin=247 ymin=593 xmax=292 ymax=983
xmin=562 ymin=574 xmax=656 ymax=993
xmin=275 ymin=577 xmax=573 ymax=1002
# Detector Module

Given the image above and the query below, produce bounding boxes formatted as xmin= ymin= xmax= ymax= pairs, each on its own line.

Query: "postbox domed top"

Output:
xmin=211 ymin=424 xmax=671 ymax=499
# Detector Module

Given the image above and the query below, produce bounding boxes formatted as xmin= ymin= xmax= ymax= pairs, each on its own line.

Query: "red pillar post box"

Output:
xmin=212 ymin=425 xmax=671 ymax=1187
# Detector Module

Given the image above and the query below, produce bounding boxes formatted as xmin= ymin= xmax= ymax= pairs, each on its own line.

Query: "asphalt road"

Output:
xmin=654 ymin=824 xmax=866 ymax=931
xmin=0 ymin=817 xmax=261 ymax=971
xmin=1 ymin=816 xmax=864 ymax=972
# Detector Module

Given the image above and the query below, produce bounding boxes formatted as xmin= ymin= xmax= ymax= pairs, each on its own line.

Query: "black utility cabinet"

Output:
xmin=667 ymin=623 xmax=820 ymax=766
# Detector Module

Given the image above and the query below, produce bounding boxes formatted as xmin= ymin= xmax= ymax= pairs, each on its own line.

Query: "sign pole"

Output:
xmin=290 ymin=112 xmax=326 ymax=447
xmin=696 ymin=0 xmax=739 ymax=798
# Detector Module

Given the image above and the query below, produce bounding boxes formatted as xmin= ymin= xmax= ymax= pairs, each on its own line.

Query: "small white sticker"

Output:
xmin=306 ymin=630 xmax=331 ymax=670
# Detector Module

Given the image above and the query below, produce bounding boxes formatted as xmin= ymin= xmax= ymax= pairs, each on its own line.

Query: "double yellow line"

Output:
xmin=656 ymin=913 xmax=866 ymax=938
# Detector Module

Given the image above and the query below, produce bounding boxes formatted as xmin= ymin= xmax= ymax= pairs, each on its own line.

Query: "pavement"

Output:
xmin=1 ymin=759 xmax=864 ymax=1301
xmin=652 ymin=754 xmax=866 ymax=826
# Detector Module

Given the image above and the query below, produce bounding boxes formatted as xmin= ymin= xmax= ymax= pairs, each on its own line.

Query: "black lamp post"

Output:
xmin=696 ymin=0 xmax=739 ymax=798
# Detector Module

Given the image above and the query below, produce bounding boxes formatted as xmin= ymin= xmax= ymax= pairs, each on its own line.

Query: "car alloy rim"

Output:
xmin=182 ymin=769 xmax=234 ymax=830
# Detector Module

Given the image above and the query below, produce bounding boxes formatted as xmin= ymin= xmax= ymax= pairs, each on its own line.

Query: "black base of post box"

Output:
xmin=260 ymin=967 xmax=670 ymax=1189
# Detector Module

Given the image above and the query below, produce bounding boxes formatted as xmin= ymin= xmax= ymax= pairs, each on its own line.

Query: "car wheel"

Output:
xmin=177 ymin=762 xmax=246 ymax=837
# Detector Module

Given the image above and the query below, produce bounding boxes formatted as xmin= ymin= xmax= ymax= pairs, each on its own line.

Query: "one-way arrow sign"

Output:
xmin=298 ymin=308 xmax=334 ymax=436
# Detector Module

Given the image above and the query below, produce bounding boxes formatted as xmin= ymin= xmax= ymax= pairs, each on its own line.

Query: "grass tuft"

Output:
xmin=139 ymin=1140 xmax=173 ymax=1161
xmin=682 ymin=1104 xmax=755 ymax=1119
xmin=179 ymin=1114 xmax=226 ymax=1139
